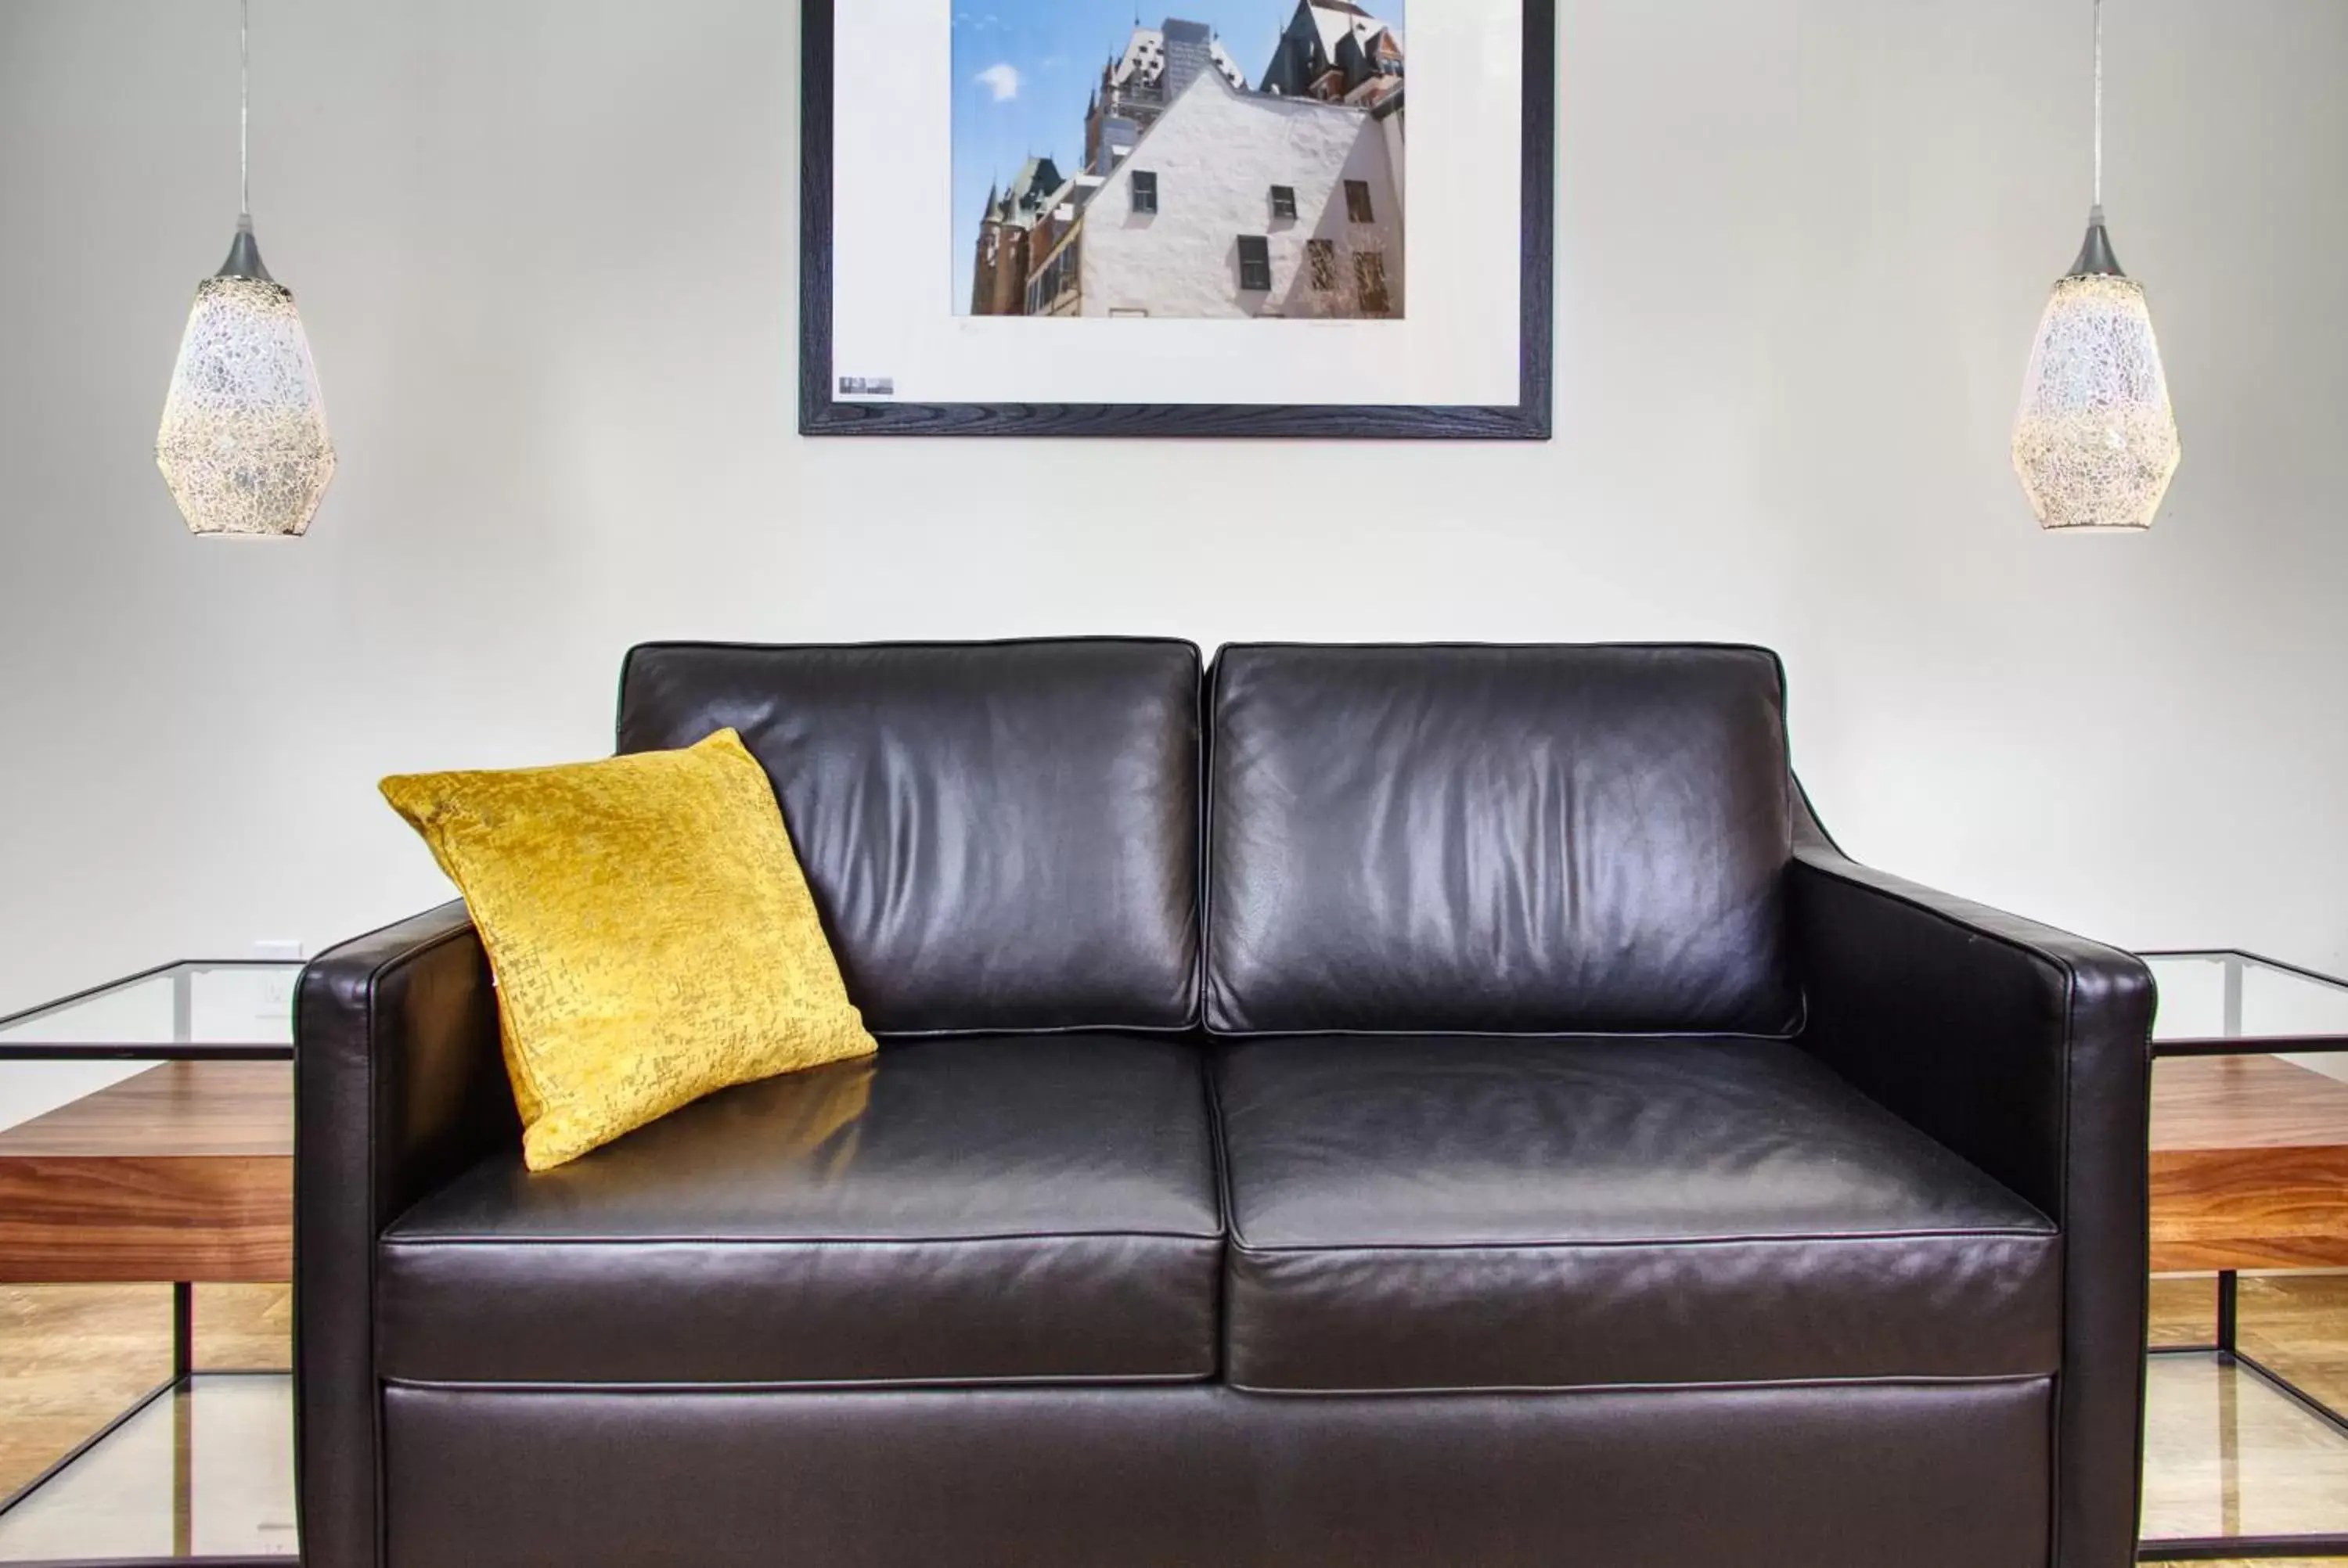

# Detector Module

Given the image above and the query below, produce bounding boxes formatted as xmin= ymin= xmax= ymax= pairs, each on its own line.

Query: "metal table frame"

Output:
xmin=2137 ymin=948 xmax=2348 ymax=1563
xmin=0 ymin=959 xmax=298 ymax=1566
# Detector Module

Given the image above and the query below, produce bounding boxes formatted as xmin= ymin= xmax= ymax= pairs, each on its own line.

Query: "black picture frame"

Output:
xmin=798 ymin=0 xmax=1555 ymax=439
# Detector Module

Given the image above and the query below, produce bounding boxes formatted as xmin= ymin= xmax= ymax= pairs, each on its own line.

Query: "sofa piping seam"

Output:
xmin=379 ymin=1369 xmax=1217 ymax=1395
xmin=1221 ymin=1226 xmax=2061 ymax=1256
xmin=1220 ymin=1371 xmax=2057 ymax=1397
xmin=380 ymin=1228 xmax=1227 ymax=1249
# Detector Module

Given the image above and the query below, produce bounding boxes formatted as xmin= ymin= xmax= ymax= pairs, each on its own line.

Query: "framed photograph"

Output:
xmin=800 ymin=0 xmax=1554 ymax=438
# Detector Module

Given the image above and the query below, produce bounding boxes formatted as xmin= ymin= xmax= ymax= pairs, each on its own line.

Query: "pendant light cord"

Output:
xmin=239 ymin=0 xmax=250 ymax=221
xmin=2091 ymin=0 xmax=2104 ymax=210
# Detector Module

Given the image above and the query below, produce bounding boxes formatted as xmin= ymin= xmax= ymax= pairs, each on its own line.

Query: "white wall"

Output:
xmin=1 ymin=1 xmax=2344 ymax=1014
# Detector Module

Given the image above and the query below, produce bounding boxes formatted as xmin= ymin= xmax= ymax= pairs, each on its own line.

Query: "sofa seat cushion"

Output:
xmin=379 ymin=1035 xmax=1222 ymax=1387
xmin=1211 ymin=1036 xmax=2062 ymax=1393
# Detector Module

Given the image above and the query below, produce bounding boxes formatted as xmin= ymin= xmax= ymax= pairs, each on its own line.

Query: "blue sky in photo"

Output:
xmin=950 ymin=0 xmax=1402 ymax=309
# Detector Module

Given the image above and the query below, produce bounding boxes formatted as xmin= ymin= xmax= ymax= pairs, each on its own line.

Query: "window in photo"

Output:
xmin=1307 ymin=239 xmax=1338 ymax=292
xmin=1237 ymin=235 xmax=1273 ymax=292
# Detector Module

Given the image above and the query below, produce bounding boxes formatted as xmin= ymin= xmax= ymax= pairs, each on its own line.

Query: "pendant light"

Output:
xmin=2011 ymin=0 xmax=2179 ymax=533
xmin=157 ymin=0 xmax=335 ymax=538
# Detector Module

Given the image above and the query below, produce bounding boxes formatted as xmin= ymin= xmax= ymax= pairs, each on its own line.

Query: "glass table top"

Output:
xmin=2140 ymin=1350 xmax=2348 ymax=1546
xmin=2145 ymin=951 xmax=2348 ymax=1051
xmin=0 ymin=1374 xmax=297 ymax=1562
xmin=0 ymin=963 xmax=300 ymax=1060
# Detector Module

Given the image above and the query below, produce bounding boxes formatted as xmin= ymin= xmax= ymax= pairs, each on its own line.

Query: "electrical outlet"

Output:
xmin=254 ymin=941 xmax=304 ymax=1027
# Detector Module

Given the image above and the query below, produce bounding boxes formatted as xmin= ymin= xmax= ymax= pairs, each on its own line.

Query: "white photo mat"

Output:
xmin=827 ymin=0 xmax=1526 ymax=408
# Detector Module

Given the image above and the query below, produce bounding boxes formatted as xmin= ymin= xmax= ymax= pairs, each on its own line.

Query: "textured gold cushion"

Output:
xmin=380 ymin=729 xmax=876 ymax=1171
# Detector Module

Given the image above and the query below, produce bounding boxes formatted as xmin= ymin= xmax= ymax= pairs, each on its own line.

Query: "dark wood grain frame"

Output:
xmin=799 ymin=0 xmax=1554 ymax=439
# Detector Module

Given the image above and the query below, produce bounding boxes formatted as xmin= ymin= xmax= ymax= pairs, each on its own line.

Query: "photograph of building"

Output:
xmin=956 ymin=1 xmax=1404 ymax=320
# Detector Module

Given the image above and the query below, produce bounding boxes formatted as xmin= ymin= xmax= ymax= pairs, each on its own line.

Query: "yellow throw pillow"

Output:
xmin=380 ymin=728 xmax=876 ymax=1171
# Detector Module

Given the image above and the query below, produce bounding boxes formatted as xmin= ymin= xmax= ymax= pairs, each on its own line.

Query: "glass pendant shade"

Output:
xmin=157 ymin=224 xmax=335 ymax=538
xmin=2011 ymin=218 xmax=2180 ymax=532
xmin=2014 ymin=0 xmax=2178 ymax=533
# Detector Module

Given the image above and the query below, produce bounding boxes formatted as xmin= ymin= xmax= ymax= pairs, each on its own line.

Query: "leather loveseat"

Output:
xmin=297 ymin=638 xmax=2155 ymax=1568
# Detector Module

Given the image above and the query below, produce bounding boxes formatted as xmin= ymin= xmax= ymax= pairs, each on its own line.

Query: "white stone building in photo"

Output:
xmin=1025 ymin=56 xmax=1404 ymax=320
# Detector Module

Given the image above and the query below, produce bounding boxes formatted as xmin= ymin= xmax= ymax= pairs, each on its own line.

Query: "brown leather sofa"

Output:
xmin=296 ymin=639 xmax=2154 ymax=1567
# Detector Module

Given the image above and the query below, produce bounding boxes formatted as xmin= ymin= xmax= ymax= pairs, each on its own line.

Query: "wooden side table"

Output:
xmin=2152 ymin=1053 xmax=2348 ymax=1276
xmin=2141 ymin=949 xmax=2348 ymax=1563
xmin=0 ymin=961 xmax=299 ymax=1566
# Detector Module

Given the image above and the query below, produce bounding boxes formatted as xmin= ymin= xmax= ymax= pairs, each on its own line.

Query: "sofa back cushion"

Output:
xmin=1205 ymin=644 xmax=1799 ymax=1036
xmin=619 ymin=639 xmax=1201 ymax=1035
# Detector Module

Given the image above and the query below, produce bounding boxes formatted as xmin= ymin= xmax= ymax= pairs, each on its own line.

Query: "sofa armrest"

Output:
xmin=295 ymin=901 xmax=513 ymax=1568
xmin=1788 ymin=822 xmax=2153 ymax=1568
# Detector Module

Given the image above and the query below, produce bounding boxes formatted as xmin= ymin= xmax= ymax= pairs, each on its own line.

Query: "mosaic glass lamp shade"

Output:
xmin=157 ymin=218 xmax=335 ymax=538
xmin=2011 ymin=210 xmax=2180 ymax=532
xmin=2012 ymin=0 xmax=2178 ymax=533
